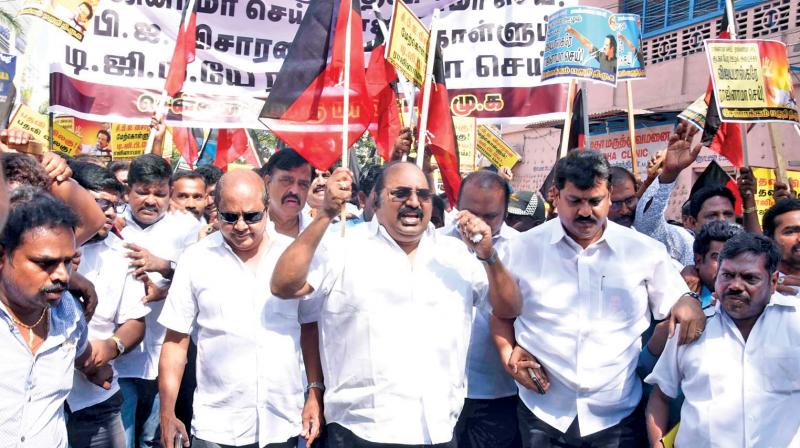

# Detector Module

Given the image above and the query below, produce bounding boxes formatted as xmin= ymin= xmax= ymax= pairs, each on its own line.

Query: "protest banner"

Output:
xmin=9 ymin=105 xmax=84 ymax=155
xmin=679 ymin=95 xmax=708 ymax=130
xmin=541 ymin=6 xmax=618 ymax=87
xmin=0 ymin=53 xmax=16 ymax=105
xmin=54 ymin=116 xmax=76 ymax=132
xmin=705 ymin=39 xmax=799 ymax=124
xmin=386 ymin=0 xmax=429 ymax=87
xmin=46 ymin=0 xmax=569 ymax=127
xmin=476 ymin=124 xmax=520 ymax=169
xmin=453 ymin=116 xmax=476 ymax=174
xmin=51 ymin=122 xmax=83 ymax=155
xmin=589 ymin=124 xmax=673 ymax=179
xmin=111 ymin=123 xmax=150 ymax=159
xmin=750 ymin=166 xmax=800 ymax=219
xmin=20 ymin=0 xmax=95 ymax=42
xmin=613 ymin=14 xmax=645 ymax=81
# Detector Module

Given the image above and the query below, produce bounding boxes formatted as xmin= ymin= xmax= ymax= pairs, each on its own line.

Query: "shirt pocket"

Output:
xmin=760 ymin=347 xmax=800 ymax=392
xmin=599 ymin=275 xmax=647 ymax=323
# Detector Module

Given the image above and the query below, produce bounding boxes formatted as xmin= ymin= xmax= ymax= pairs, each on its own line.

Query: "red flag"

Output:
xmin=365 ymin=43 xmax=402 ymax=161
xmin=213 ymin=129 xmax=250 ymax=171
xmin=172 ymin=127 xmax=199 ymax=168
xmin=164 ymin=7 xmax=197 ymax=97
xmin=259 ymin=0 xmax=371 ymax=170
xmin=420 ymin=48 xmax=461 ymax=207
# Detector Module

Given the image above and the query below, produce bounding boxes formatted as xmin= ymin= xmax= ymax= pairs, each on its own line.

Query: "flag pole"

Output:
xmin=340 ymin=0 xmax=353 ymax=236
xmin=416 ymin=8 xmax=441 ymax=169
xmin=580 ymin=81 xmax=590 ymax=151
xmin=145 ymin=0 xmax=197 ymax=154
xmin=724 ymin=0 xmax=750 ymax=168
xmin=558 ymin=79 xmax=577 ymax=159
xmin=767 ymin=123 xmax=788 ymax=185
xmin=626 ymin=80 xmax=639 ymax=178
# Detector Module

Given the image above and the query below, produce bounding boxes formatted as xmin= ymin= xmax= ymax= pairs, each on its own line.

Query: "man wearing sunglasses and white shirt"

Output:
xmin=272 ymin=161 xmax=521 ymax=447
xmin=159 ymin=170 xmax=324 ymax=448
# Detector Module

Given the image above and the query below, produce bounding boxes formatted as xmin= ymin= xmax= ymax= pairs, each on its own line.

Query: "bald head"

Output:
xmin=374 ymin=162 xmax=427 ymax=207
xmin=214 ymin=169 xmax=268 ymax=210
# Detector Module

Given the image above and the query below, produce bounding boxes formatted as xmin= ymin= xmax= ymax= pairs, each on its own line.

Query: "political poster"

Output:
xmin=386 ymin=0 xmax=429 ymax=87
xmin=20 ymin=0 xmax=97 ymax=42
xmin=751 ymin=166 xmax=800 ymax=219
xmin=541 ymin=6 xmax=618 ymax=87
xmin=613 ymin=14 xmax=645 ymax=81
xmin=705 ymin=39 xmax=799 ymax=123
xmin=110 ymin=123 xmax=149 ymax=159
xmin=476 ymin=124 xmax=519 ymax=169
xmin=0 ymin=52 xmax=16 ymax=105
xmin=9 ymin=105 xmax=84 ymax=155
xmin=453 ymin=116 xmax=476 ymax=174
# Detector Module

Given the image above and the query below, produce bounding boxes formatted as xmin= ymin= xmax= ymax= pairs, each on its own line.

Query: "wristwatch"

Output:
xmin=684 ymin=291 xmax=701 ymax=303
xmin=477 ymin=249 xmax=498 ymax=266
xmin=306 ymin=382 xmax=325 ymax=393
xmin=110 ymin=335 xmax=125 ymax=358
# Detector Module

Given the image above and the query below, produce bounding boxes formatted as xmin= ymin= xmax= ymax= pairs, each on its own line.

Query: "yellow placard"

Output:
xmin=751 ymin=166 xmax=800 ymax=219
xmin=386 ymin=0 xmax=429 ymax=87
xmin=453 ymin=116 xmax=476 ymax=174
xmin=476 ymin=125 xmax=520 ymax=169
xmin=9 ymin=105 xmax=82 ymax=155
xmin=54 ymin=116 xmax=76 ymax=132
xmin=110 ymin=124 xmax=150 ymax=159
xmin=51 ymin=123 xmax=82 ymax=156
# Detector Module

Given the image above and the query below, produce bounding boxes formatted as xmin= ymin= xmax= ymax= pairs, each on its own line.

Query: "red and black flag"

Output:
xmin=164 ymin=1 xmax=197 ymax=97
xmin=701 ymin=6 xmax=744 ymax=168
xmin=365 ymin=42 xmax=402 ymax=161
xmin=559 ymin=87 xmax=585 ymax=153
xmin=259 ymin=0 xmax=371 ymax=170
xmin=419 ymin=48 xmax=460 ymax=207
xmin=172 ymin=127 xmax=200 ymax=168
xmin=690 ymin=160 xmax=743 ymax=215
xmin=213 ymin=128 xmax=253 ymax=171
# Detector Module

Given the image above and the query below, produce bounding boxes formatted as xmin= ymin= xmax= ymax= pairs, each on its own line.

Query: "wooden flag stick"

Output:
xmin=558 ymin=79 xmax=577 ymax=159
xmin=416 ymin=8 xmax=441 ymax=169
xmin=340 ymin=0 xmax=353 ymax=237
xmin=768 ymin=123 xmax=788 ymax=185
xmin=626 ymin=80 xmax=639 ymax=179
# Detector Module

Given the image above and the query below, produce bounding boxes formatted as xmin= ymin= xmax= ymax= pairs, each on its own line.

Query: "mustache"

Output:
xmin=41 ymin=281 xmax=68 ymax=295
xmin=575 ymin=216 xmax=596 ymax=224
xmin=313 ymin=185 xmax=326 ymax=193
xmin=138 ymin=204 xmax=159 ymax=212
xmin=397 ymin=206 xmax=423 ymax=219
xmin=281 ymin=193 xmax=301 ymax=204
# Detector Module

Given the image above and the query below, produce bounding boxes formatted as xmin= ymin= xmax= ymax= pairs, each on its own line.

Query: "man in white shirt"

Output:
xmin=272 ymin=162 xmax=521 ymax=447
xmin=66 ymin=163 xmax=150 ymax=448
xmin=116 ymin=154 xmax=201 ymax=448
xmin=158 ymin=170 xmax=323 ymax=448
xmin=645 ymin=232 xmax=800 ymax=447
xmin=491 ymin=150 xmax=706 ymax=447
xmin=169 ymin=171 xmax=207 ymax=221
xmin=0 ymin=192 xmax=104 ymax=448
xmin=257 ymin=148 xmax=314 ymax=238
xmin=440 ymin=170 xmax=521 ymax=448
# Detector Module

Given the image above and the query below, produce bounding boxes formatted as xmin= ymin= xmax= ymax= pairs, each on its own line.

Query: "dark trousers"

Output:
xmin=176 ymin=341 xmax=198 ymax=431
xmin=191 ymin=436 xmax=298 ymax=448
xmin=517 ymin=400 xmax=647 ymax=448
xmin=454 ymin=396 xmax=521 ymax=448
xmin=67 ymin=391 xmax=127 ymax=448
xmin=323 ymin=423 xmax=457 ymax=448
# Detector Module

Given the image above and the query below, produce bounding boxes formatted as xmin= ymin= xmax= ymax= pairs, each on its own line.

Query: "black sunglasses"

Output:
xmin=389 ymin=187 xmax=433 ymax=202
xmin=95 ymin=198 xmax=127 ymax=214
xmin=218 ymin=210 xmax=266 ymax=224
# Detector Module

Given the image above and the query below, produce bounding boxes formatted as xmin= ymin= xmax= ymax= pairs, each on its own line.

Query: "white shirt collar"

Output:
xmin=549 ymin=217 xmax=619 ymax=254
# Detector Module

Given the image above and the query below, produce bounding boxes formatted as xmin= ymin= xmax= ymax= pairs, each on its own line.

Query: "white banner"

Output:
xmin=49 ymin=0 xmax=569 ymax=127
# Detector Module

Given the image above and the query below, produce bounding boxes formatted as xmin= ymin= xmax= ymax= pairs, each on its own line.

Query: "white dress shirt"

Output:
xmin=439 ymin=222 xmax=519 ymax=399
xmin=115 ymin=210 xmax=200 ymax=380
xmin=306 ymin=219 xmax=487 ymax=444
xmin=645 ymin=294 xmax=800 ymax=448
xmin=0 ymin=293 xmax=88 ymax=448
xmin=508 ymin=218 xmax=687 ymax=436
xmin=68 ymin=233 xmax=151 ymax=412
xmin=159 ymin=230 xmax=316 ymax=446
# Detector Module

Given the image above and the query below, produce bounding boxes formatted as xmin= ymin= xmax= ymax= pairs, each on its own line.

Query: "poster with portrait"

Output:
xmin=20 ymin=0 xmax=99 ymax=42
xmin=613 ymin=14 xmax=645 ymax=81
xmin=542 ymin=6 xmax=618 ymax=87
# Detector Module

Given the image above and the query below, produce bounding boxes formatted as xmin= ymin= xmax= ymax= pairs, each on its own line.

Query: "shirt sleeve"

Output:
xmin=634 ymin=178 xmax=672 ymax=239
xmin=644 ymin=325 xmax=683 ymax=399
xmin=646 ymin=246 xmax=689 ymax=320
xmin=116 ymin=274 xmax=151 ymax=324
xmin=298 ymin=294 xmax=322 ymax=324
xmin=157 ymin=251 xmax=197 ymax=334
xmin=305 ymin=238 xmax=341 ymax=298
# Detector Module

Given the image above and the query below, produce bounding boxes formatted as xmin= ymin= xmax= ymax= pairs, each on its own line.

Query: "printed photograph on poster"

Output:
xmin=20 ymin=0 xmax=99 ymax=41
xmin=705 ymin=39 xmax=799 ymax=123
xmin=542 ymin=6 xmax=618 ymax=87
xmin=613 ymin=14 xmax=645 ymax=81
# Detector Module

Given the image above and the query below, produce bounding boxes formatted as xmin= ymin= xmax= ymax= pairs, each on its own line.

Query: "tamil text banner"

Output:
xmin=453 ymin=116 xmax=476 ymax=174
xmin=542 ymin=6 xmax=618 ymax=87
xmin=476 ymin=124 xmax=519 ymax=169
xmin=705 ymin=39 xmax=799 ymax=123
xmin=751 ymin=166 xmax=800 ymax=219
xmin=386 ymin=0 xmax=428 ymax=87
xmin=613 ymin=14 xmax=644 ymax=81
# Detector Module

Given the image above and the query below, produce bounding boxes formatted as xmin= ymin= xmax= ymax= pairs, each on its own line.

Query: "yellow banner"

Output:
xmin=51 ymin=123 xmax=82 ymax=156
xmin=454 ymin=116 xmax=476 ymax=174
xmin=386 ymin=0 xmax=428 ymax=87
xmin=54 ymin=116 xmax=76 ymax=132
xmin=110 ymin=124 xmax=150 ymax=160
xmin=751 ymin=166 xmax=800 ymax=219
xmin=9 ymin=105 xmax=82 ymax=155
xmin=476 ymin=125 xmax=520 ymax=169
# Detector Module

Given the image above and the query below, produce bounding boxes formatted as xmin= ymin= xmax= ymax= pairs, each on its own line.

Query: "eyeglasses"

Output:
xmin=388 ymin=187 xmax=433 ymax=202
xmin=218 ymin=210 xmax=266 ymax=225
xmin=610 ymin=196 xmax=638 ymax=210
xmin=95 ymin=198 xmax=127 ymax=214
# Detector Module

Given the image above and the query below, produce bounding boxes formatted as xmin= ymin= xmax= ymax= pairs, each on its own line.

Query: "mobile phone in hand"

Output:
xmin=173 ymin=432 xmax=184 ymax=448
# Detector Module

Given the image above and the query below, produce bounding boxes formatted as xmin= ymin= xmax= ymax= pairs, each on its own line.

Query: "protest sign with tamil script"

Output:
xmin=386 ymin=0 xmax=428 ymax=87
xmin=20 ymin=0 xmax=95 ymax=42
xmin=476 ymin=125 xmax=519 ymax=169
xmin=541 ymin=6 xmax=618 ymax=87
xmin=9 ymin=105 xmax=83 ymax=155
xmin=453 ymin=116 xmax=476 ymax=174
xmin=705 ymin=39 xmax=799 ymax=124
xmin=613 ymin=14 xmax=645 ymax=81
xmin=111 ymin=123 xmax=150 ymax=159
xmin=751 ymin=166 xmax=800 ymax=219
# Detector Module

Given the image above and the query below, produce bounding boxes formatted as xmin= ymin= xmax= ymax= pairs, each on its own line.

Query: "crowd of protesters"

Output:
xmin=0 ymin=118 xmax=798 ymax=448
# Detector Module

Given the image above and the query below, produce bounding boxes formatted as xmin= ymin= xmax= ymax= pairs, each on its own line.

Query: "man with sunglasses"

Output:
xmin=272 ymin=161 xmax=521 ymax=447
xmin=159 ymin=170 xmax=323 ymax=448
xmin=66 ymin=162 xmax=150 ymax=448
